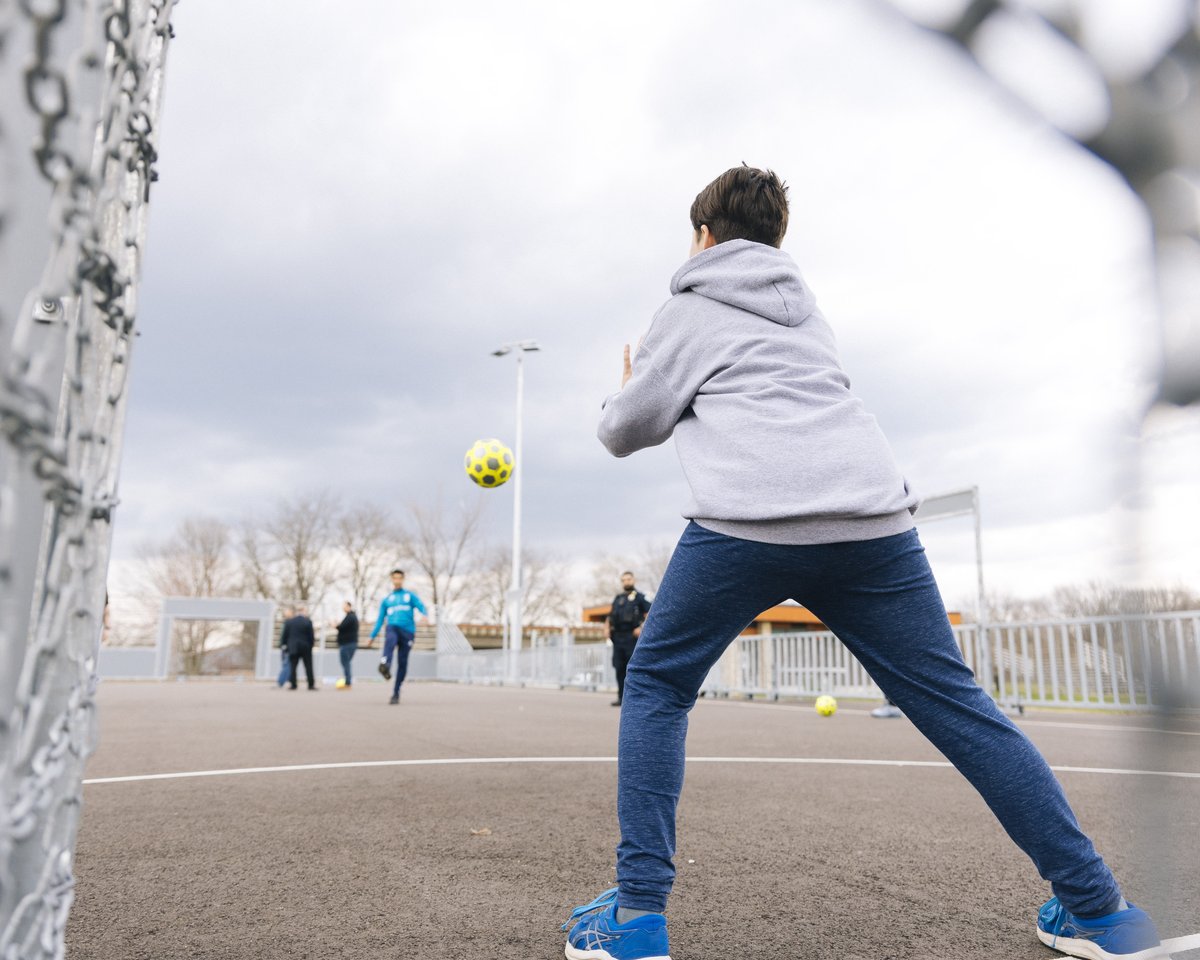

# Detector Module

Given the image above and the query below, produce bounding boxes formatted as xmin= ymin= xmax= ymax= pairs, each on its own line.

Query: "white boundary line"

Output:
xmin=1166 ymin=932 xmax=1200 ymax=954
xmin=1018 ymin=719 xmax=1200 ymax=738
xmin=78 ymin=754 xmax=1200 ymax=952
xmin=81 ymin=755 xmax=1200 ymax=786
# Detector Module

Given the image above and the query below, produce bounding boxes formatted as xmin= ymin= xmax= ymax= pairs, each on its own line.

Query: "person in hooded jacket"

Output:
xmin=561 ymin=165 xmax=1162 ymax=960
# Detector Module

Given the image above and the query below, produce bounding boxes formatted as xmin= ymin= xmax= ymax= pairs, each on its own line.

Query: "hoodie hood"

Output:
xmin=669 ymin=239 xmax=817 ymax=327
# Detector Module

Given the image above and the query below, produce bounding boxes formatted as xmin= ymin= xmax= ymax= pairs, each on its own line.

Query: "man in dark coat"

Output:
xmin=333 ymin=601 xmax=359 ymax=688
xmin=608 ymin=571 xmax=652 ymax=707
xmin=281 ymin=605 xmax=317 ymax=690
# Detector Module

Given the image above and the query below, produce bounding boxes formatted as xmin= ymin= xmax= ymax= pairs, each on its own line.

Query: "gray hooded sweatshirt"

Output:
xmin=598 ymin=239 xmax=918 ymax=544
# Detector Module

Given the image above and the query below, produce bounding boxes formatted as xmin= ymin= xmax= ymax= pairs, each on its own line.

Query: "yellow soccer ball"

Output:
xmin=335 ymin=678 xmax=346 ymax=689
xmin=464 ymin=438 xmax=515 ymax=488
xmin=815 ymin=694 xmax=838 ymax=717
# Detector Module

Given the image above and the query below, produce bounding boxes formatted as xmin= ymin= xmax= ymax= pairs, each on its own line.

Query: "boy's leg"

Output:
xmin=393 ymin=628 xmax=414 ymax=697
xmin=798 ymin=529 xmax=1122 ymax=918
xmin=382 ymin=626 xmax=398 ymax=666
xmin=617 ymin=523 xmax=788 ymax=912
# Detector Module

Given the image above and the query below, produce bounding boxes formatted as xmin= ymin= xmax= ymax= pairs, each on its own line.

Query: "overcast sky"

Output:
xmin=107 ymin=0 xmax=1200 ymax=611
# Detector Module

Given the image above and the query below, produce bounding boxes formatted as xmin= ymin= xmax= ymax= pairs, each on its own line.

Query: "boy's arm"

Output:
xmin=597 ymin=299 xmax=710 ymax=458
xmin=370 ymin=598 xmax=387 ymax=639
xmin=414 ymin=595 xmax=428 ymax=617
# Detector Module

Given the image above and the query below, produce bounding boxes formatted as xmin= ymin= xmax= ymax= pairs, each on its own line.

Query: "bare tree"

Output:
xmin=138 ymin=516 xmax=240 ymax=673
xmin=267 ymin=491 xmax=340 ymax=605
xmin=588 ymin=540 xmax=675 ymax=606
xmin=236 ymin=519 xmax=278 ymax=600
xmin=398 ymin=498 xmax=484 ymax=618
xmin=335 ymin=503 xmax=399 ymax=615
xmin=463 ymin=546 xmax=573 ymax=626
xmin=966 ymin=582 xmax=1200 ymax=623
xmin=1048 ymin=581 xmax=1200 ymax=618
xmin=236 ymin=491 xmax=342 ymax=606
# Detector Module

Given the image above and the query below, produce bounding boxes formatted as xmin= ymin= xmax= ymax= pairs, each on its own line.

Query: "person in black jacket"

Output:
xmin=608 ymin=571 xmax=652 ymax=707
xmin=281 ymin=605 xmax=317 ymax=690
xmin=332 ymin=601 xmax=359 ymax=688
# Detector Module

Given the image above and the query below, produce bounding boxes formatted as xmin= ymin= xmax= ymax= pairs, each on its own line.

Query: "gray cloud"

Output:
xmin=109 ymin=0 xmax=1191 ymax=600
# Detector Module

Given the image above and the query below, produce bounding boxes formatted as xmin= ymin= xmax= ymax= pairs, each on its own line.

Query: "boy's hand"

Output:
xmin=620 ymin=337 xmax=643 ymax=389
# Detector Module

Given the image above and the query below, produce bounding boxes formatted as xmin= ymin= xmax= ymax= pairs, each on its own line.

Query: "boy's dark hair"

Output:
xmin=690 ymin=164 xmax=789 ymax=248
xmin=391 ymin=568 xmax=405 ymax=577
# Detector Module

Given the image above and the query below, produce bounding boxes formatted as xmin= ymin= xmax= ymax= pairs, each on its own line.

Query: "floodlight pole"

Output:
xmin=511 ymin=351 xmax=525 ymax=669
xmin=492 ymin=340 xmax=540 ymax=681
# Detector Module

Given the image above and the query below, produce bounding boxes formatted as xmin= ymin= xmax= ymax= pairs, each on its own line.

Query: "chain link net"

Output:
xmin=0 ymin=1 xmax=177 ymax=956
xmin=897 ymin=0 xmax=1200 ymax=405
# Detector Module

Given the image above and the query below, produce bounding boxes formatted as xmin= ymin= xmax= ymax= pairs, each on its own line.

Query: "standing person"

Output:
xmin=332 ymin=601 xmax=359 ymax=688
xmin=282 ymin=605 xmax=316 ymax=691
xmin=607 ymin=571 xmax=651 ymax=707
xmin=561 ymin=165 xmax=1163 ymax=960
xmin=370 ymin=569 xmax=428 ymax=705
xmin=276 ymin=606 xmax=295 ymax=688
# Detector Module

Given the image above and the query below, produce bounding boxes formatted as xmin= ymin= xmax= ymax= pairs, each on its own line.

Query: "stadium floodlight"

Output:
xmin=491 ymin=339 xmax=541 ymax=357
xmin=491 ymin=341 xmax=541 ymax=675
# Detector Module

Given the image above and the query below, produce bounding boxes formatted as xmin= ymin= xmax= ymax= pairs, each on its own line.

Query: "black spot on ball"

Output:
xmin=487 ymin=457 xmax=500 ymax=470
xmin=503 ymin=453 xmax=512 ymax=465
xmin=474 ymin=464 xmax=483 ymax=473
xmin=483 ymin=475 xmax=496 ymax=485
xmin=499 ymin=470 xmax=509 ymax=480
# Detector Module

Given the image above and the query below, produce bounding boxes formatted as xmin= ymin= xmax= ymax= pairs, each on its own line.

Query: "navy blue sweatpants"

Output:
xmin=382 ymin=625 xmax=414 ymax=697
xmin=616 ymin=523 xmax=1120 ymax=917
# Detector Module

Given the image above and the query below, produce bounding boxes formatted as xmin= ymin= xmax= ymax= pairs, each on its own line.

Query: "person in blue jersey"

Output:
xmin=370 ymin=569 xmax=428 ymax=704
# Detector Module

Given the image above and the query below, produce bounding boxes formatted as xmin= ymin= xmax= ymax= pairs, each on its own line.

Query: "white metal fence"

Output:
xmin=395 ymin=612 xmax=1200 ymax=711
xmin=93 ymin=611 xmax=1200 ymax=712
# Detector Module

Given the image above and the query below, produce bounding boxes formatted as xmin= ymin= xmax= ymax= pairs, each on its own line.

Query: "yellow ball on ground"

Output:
xmin=335 ymin=678 xmax=346 ymax=689
xmin=464 ymin=438 xmax=515 ymax=488
xmin=815 ymin=694 xmax=837 ymax=717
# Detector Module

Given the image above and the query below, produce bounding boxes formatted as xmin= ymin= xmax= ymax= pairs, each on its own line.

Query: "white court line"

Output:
xmin=1166 ymin=932 xmax=1200 ymax=954
xmin=81 ymin=755 xmax=1200 ymax=786
xmin=1018 ymin=719 xmax=1200 ymax=738
xmin=78 ymin=755 xmax=1200 ymax=953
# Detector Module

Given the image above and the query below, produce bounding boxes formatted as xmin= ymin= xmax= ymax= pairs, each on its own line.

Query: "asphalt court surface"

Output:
xmin=67 ymin=681 xmax=1200 ymax=959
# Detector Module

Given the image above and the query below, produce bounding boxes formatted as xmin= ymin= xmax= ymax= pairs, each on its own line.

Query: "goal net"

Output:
xmin=0 ymin=2 xmax=178 ymax=955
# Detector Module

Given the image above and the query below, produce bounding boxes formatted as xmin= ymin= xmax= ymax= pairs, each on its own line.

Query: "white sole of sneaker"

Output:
xmin=564 ymin=946 xmax=670 ymax=960
xmin=1037 ymin=928 xmax=1167 ymax=960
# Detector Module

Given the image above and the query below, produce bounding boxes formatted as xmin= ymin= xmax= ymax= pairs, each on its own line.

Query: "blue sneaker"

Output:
xmin=562 ymin=890 xmax=670 ymax=960
xmin=1037 ymin=897 xmax=1165 ymax=960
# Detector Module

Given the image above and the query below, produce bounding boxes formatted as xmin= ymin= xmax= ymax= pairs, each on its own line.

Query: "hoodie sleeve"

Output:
xmin=597 ymin=299 xmax=712 ymax=458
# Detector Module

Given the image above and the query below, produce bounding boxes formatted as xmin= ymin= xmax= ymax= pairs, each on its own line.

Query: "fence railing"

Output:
xmin=422 ymin=612 xmax=1200 ymax=711
xmin=100 ymin=611 xmax=1200 ymax=712
xmin=436 ymin=642 xmax=616 ymax=691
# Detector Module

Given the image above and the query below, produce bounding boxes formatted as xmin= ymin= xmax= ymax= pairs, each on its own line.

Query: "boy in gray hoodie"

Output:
xmin=561 ymin=166 xmax=1163 ymax=960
